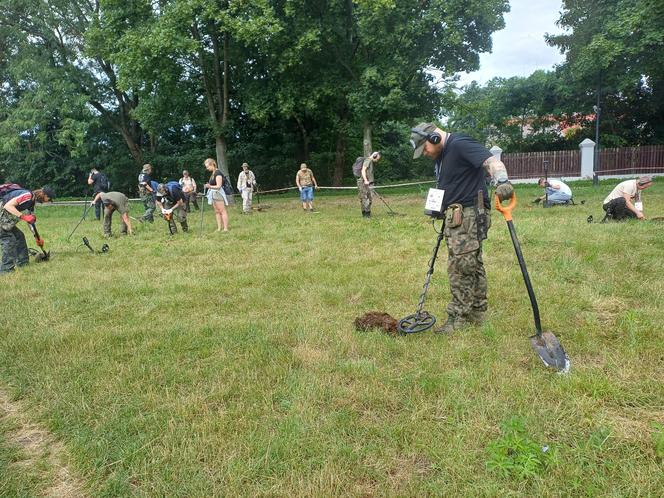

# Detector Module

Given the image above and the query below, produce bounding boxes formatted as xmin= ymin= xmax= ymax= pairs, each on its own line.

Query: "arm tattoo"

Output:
xmin=483 ymin=156 xmax=508 ymax=183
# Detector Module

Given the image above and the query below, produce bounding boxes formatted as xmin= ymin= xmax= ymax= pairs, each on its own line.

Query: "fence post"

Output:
xmin=490 ymin=145 xmax=502 ymax=161
xmin=579 ymin=139 xmax=595 ymax=179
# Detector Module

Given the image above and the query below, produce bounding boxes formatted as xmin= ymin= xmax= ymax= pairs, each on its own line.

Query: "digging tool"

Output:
xmin=28 ymin=223 xmax=50 ymax=262
xmin=199 ymin=189 xmax=206 ymax=237
xmin=67 ymin=201 xmax=93 ymax=241
xmin=370 ymin=186 xmax=403 ymax=216
xmin=494 ymin=192 xmax=570 ymax=373
xmin=397 ymin=222 xmax=445 ymax=334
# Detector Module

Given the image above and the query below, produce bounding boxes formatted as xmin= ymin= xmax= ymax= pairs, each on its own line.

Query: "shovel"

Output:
xmin=494 ymin=192 xmax=570 ymax=373
xmin=28 ymin=223 xmax=50 ymax=262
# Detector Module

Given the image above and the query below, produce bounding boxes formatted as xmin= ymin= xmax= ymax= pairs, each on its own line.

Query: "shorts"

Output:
xmin=300 ymin=186 xmax=314 ymax=202
xmin=210 ymin=189 xmax=228 ymax=206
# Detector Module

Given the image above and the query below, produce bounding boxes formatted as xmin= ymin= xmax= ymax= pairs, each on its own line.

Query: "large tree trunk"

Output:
xmin=294 ymin=115 xmax=309 ymax=163
xmin=333 ymin=131 xmax=346 ymax=187
xmin=215 ymin=135 xmax=229 ymax=175
xmin=119 ymin=127 xmax=144 ymax=165
xmin=363 ymin=121 xmax=372 ymax=156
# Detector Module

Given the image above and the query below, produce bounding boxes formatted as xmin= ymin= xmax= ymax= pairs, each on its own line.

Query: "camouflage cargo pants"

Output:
xmin=357 ymin=179 xmax=372 ymax=213
xmin=141 ymin=192 xmax=155 ymax=222
xmin=163 ymin=201 xmax=188 ymax=233
xmin=0 ymin=209 xmax=28 ymax=273
xmin=443 ymin=206 xmax=491 ymax=319
xmin=103 ymin=207 xmax=127 ymax=236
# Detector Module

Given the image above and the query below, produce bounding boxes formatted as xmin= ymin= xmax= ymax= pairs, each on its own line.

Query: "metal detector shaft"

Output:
xmin=67 ymin=201 xmax=93 ymax=241
xmin=371 ymin=188 xmax=397 ymax=215
xmin=505 ymin=219 xmax=542 ymax=335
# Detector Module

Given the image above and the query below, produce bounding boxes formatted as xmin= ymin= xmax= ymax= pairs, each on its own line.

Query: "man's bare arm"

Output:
xmin=482 ymin=156 xmax=509 ymax=183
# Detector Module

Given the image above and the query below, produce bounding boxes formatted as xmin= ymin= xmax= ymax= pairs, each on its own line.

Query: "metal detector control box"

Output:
xmin=424 ymin=188 xmax=445 ymax=218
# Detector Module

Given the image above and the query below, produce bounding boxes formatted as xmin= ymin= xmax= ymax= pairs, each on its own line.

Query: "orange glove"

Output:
xmin=20 ymin=214 xmax=36 ymax=224
xmin=36 ymin=238 xmax=44 ymax=247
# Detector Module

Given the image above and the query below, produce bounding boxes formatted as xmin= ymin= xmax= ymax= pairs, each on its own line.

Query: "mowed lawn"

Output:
xmin=1 ymin=180 xmax=663 ymax=496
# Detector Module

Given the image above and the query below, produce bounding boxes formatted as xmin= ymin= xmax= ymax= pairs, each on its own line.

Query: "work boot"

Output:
xmin=362 ymin=210 xmax=371 ymax=218
xmin=434 ymin=316 xmax=467 ymax=335
xmin=467 ymin=310 xmax=486 ymax=326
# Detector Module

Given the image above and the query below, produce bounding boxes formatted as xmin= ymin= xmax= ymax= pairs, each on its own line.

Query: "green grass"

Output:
xmin=1 ymin=179 xmax=663 ymax=496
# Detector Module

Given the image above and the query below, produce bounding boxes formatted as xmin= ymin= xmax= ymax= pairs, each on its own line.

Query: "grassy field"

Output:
xmin=1 ymin=179 xmax=663 ymax=497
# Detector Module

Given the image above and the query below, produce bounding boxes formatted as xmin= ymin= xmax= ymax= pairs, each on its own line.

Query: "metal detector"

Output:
xmin=370 ymin=187 xmax=403 ymax=216
xmin=67 ymin=201 xmax=93 ymax=241
xmin=397 ymin=222 xmax=445 ymax=334
xmin=82 ymin=237 xmax=109 ymax=254
xmin=199 ymin=189 xmax=206 ymax=237
xmin=495 ymin=193 xmax=570 ymax=373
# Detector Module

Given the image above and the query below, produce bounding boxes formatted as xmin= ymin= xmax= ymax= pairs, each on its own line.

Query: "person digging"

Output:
xmin=155 ymin=183 xmax=189 ymax=234
xmin=0 ymin=184 xmax=55 ymax=274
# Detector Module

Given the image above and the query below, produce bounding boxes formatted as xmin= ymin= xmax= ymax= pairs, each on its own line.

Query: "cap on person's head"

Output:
xmin=300 ymin=163 xmax=307 ymax=168
xmin=638 ymin=175 xmax=653 ymax=186
xmin=142 ymin=163 xmax=152 ymax=172
xmin=371 ymin=151 xmax=381 ymax=160
xmin=42 ymin=186 xmax=56 ymax=200
xmin=242 ymin=162 xmax=249 ymax=169
xmin=182 ymin=170 xmax=189 ymax=175
xmin=410 ymin=122 xmax=437 ymax=159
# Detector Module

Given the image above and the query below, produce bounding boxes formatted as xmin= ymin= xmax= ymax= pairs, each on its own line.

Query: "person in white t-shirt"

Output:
xmin=602 ymin=176 xmax=653 ymax=221
xmin=536 ymin=178 xmax=572 ymax=206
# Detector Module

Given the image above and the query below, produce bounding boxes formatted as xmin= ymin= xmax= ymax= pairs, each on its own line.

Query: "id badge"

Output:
xmin=635 ymin=201 xmax=643 ymax=211
xmin=424 ymin=188 xmax=445 ymax=217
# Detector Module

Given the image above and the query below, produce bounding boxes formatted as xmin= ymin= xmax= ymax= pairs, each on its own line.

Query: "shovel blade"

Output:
xmin=530 ymin=331 xmax=570 ymax=373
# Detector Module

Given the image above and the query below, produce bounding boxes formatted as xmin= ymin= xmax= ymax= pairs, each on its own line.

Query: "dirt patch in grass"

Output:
xmin=0 ymin=387 xmax=86 ymax=497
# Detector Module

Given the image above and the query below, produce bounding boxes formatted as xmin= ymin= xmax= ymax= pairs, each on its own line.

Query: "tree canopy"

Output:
xmin=0 ymin=0 xmax=510 ymax=194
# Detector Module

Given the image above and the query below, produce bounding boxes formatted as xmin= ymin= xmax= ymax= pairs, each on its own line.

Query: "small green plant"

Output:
xmin=653 ymin=423 xmax=664 ymax=461
xmin=486 ymin=416 xmax=553 ymax=479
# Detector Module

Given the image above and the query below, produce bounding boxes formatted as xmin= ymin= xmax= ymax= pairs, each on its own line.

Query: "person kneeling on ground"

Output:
xmin=602 ymin=176 xmax=653 ymax=221
xmin=156 ymin=182 xmax=188 ymax=234
xmin=295 ymin=163 xmax=318 ymax=212
xmin=535 ymin=178 xmax=572 ymax=206
xmin=91 ymin=191 xmax=134 ymax=237
xmin=0 ymin=184 xmax=55 ymax=274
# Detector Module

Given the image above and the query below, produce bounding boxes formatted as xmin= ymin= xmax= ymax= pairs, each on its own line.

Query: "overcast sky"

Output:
xmin=456 ymin=0 xmax=567 ymax=87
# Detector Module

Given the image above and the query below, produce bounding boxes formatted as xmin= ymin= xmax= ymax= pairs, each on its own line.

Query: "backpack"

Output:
xmin=221 ymin=173 xmax=234 ymax=195
xmin=0 ymin=183 xmax=24 ymax=200
xmin=97 ymin=173 xmax=110 ymax=191
xmin=165 ymin=180 xmax=182 ymax=196
xmin=352 ymin=156 xmax=365 ymax=178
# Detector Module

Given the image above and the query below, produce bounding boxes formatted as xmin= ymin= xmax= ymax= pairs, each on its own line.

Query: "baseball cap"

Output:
xmin=638 ymin=175 xmax=653 ymax=186
xmin=410 ymin=122 xmax=437 ymax=159
xmin=41 ymin=186 xmax=56 ymax=200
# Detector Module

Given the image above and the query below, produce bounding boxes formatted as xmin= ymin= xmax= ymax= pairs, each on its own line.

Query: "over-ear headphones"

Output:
xmin=411 ymin=128 xmax=442 ymax=145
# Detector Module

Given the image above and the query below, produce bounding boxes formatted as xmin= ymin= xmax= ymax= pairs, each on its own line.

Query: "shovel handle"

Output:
xmin=494 ymin=192 xmax=517 ymax=221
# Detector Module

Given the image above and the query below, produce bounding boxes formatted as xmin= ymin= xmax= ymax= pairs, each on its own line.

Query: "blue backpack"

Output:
xmin=166 ymin=181 xmax=182 ymax=196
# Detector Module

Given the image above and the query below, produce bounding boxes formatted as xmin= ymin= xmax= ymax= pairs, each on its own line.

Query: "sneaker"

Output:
xmin=434 ymin=316 xmax=467 ymax=334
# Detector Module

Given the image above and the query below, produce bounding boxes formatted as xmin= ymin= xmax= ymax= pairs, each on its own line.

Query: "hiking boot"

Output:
xmin=434 ymin=316 xmax=467 ymax=335
xmin=467 ymin=310 xmax=486 ymax=326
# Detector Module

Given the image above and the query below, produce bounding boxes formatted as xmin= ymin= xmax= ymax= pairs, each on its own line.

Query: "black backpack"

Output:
xmin=221 ymin=173 xmax=234 ymax=195
xmin=352 ymin=156 xmax=365 ymax=178
xmin=97 ymin=173 xmax=110 ymax=191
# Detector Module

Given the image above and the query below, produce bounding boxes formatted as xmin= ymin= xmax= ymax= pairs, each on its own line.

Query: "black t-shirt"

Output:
xmin=209 ymin=169 xmax=223 ymax=188
xmin=435 ymin=133 xmax=492 ymax=210
xmin=138 ymin=172 xmax=152 ymax=187
xmin=90 ymin=172 xmax=108 ymax=193
xmin=157 ymin=186 xmax=185 ymax=204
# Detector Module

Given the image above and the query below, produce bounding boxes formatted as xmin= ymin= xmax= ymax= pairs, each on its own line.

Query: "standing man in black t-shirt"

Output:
xmin=409 ymin=122 xmax=514 ymax=334
xmin=88 ymin=167 xmax=109 ymax=220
